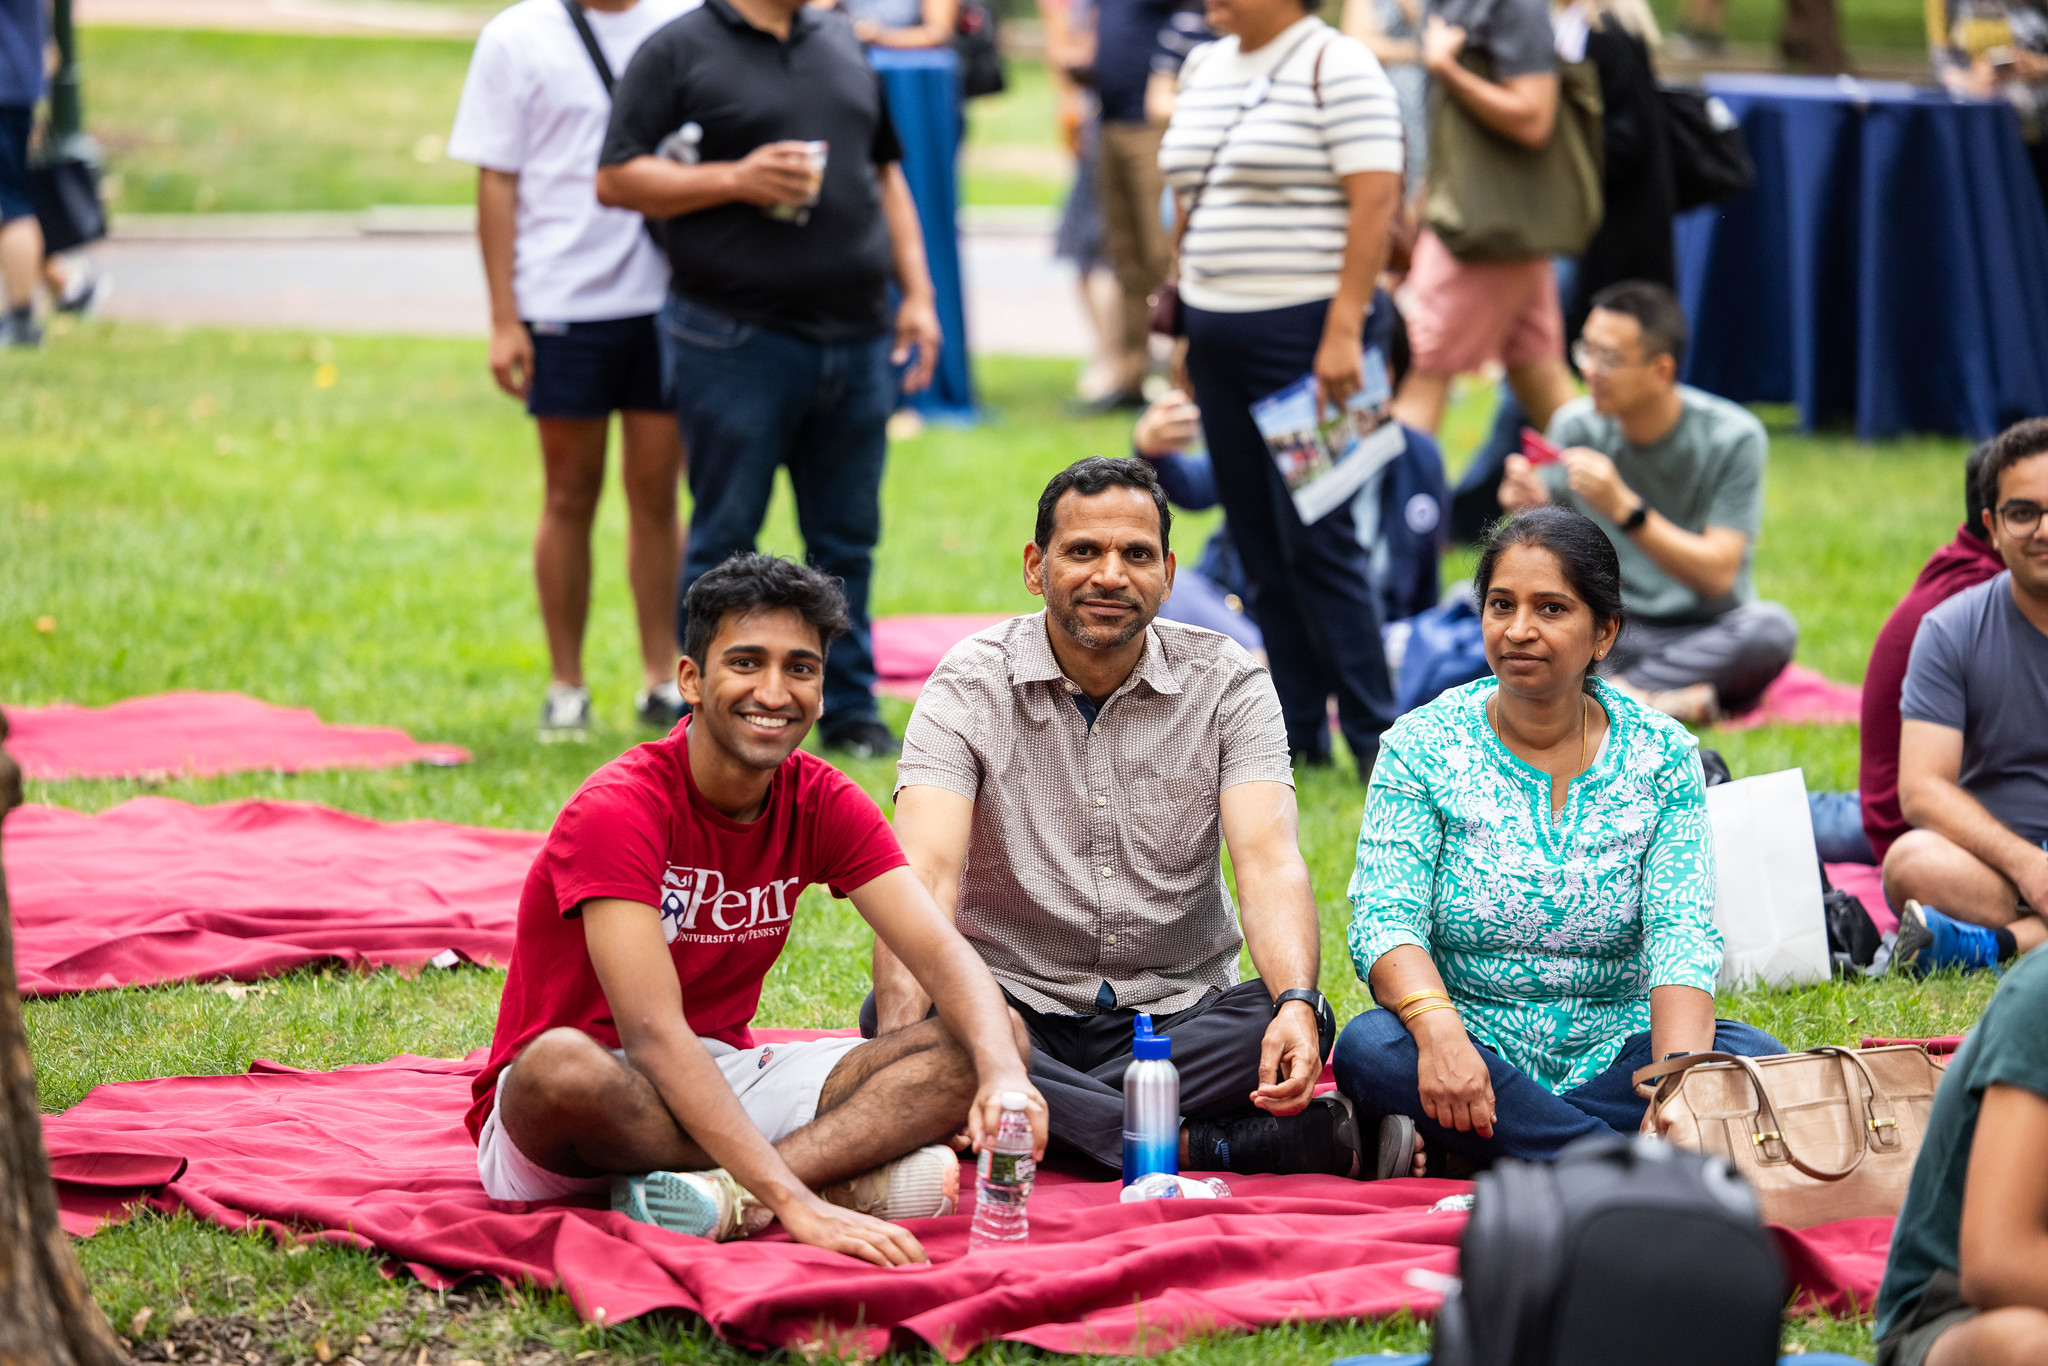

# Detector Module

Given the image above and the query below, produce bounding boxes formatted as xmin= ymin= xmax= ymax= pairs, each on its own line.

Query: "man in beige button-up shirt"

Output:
xmin=866 ymin=457 xmax=1374 ymax=1180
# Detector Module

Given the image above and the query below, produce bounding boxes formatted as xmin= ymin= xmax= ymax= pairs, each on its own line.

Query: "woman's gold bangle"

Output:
xmin=1401 ymin=1001 xmax=1459 ymax=1026
xmin=1392 ymin=989 xmax=1449 ymax=1013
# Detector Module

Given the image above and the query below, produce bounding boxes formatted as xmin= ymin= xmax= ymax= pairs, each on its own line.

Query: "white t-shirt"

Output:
xmin=1158 ymin=18 xmax=1405 ymax=313
xmin=448 ymin=0 xmax=697 ymax=323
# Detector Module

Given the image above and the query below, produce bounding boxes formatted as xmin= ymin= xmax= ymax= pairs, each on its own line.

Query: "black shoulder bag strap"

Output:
xmin=561 ymin=0 xmax=617 ymax=95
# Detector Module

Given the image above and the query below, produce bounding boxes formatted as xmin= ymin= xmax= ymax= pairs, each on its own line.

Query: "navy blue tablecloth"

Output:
xmin=871 ymin=48 xmax=976 ymax=419
xmin=1676 ymin=74 xmax=2048 ymax=440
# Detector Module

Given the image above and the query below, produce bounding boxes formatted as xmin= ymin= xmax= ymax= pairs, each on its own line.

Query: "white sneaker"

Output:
xmin=537 ymin=683 xmax=591 ymax=742
xmin=612 ymin=1167 xmax=773 ymax=1241
xmin=820 ymin=1144 xmax=961 ymax=1221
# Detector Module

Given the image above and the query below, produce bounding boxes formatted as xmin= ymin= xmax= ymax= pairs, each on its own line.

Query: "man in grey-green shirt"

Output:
xmin=1499 ymin=280 xmax=1797 ymax=723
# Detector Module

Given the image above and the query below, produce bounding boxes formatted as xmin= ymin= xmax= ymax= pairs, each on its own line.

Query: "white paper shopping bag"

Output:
xmin=1705 ymin=767 xmax=1831 ymax=990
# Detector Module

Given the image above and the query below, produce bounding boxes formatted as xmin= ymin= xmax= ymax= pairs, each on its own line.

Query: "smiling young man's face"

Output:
xmin=677 ymin=606 xmax=826 ymax=772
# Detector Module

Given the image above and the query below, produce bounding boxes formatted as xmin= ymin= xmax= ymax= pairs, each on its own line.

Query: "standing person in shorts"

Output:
xmin=450 ymin=0 xmax=693 ymax=742
xmin=472 ymin=554 xmax=1045 ymax=1261
xmin=1387 ymin=0 xmax=1580 ymax=438
xmin=0 ymin=0 xmax=46 ymax=348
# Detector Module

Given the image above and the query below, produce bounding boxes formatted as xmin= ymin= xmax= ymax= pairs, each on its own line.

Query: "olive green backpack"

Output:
xmin=1423 ymin=51 xmax=1605 ymax=261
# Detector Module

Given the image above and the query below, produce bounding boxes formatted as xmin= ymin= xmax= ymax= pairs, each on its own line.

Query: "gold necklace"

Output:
xmin=1490 ymin=694 xmax=1594 ymax=782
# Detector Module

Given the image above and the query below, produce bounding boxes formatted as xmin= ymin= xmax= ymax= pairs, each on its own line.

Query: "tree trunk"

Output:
xmin=0 ymin=712 xmax=125 ymax=1365
xmin=1780 ymin=0 xmax=1849 ymax=74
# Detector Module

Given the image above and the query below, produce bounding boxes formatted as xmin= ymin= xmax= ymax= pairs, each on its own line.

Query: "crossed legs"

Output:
xmin=1884 ymin=829 xmax=2048 ymax=954
xmin=498 ymin=1017 xmax=1017 ymax=1189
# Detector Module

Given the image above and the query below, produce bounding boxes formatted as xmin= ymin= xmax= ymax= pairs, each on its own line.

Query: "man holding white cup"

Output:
xmin=598 ymin=0 xmax=942 ymax=759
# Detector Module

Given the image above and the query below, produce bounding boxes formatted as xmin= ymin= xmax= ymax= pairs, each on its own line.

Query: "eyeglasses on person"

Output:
xmin=1570 ymin=340 xmax=1659 ymax=375
xmin=1995 ymin=500 xmax=2046 ymax=538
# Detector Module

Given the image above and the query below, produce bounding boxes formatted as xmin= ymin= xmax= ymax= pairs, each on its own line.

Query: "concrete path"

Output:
xmin=88 ymin=210 xmax=1092 ymax=358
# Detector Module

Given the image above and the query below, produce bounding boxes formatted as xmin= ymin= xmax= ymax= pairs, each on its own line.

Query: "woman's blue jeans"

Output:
xmin=1333 ymin=1007 xmax=1785 ymax=1165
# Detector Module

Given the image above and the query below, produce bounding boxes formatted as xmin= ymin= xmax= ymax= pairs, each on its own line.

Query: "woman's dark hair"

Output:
xmin=683 ymin=552 xmax=851 ymax=666
xmin=1473 ymin=508 xmax=1625 ymax=688
xmin=1035 ymin=455 xmax=1172 ymax=555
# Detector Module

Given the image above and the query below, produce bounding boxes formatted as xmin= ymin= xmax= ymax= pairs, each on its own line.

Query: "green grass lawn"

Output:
xmin=1646 ymin=0 xmax=1932 ymax=53
xmin=78 ymin=25 xmax=1071 ymax=216
xmin=76 ymin=8 xmax=1933 ymax=222
xmin=82 ymin=28 xmax=480 ymax=215
xmin=2 ymin=321 xmax=1986 ymax=1362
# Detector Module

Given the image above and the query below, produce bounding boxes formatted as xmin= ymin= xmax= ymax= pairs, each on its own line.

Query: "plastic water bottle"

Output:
xmin=968 ymin=1091 xmax=1035 ymax=1250
xmin=1122 ymin=1014 xmax=1180 ymax=1186
xmin=1120 ymin=1172 xmax=1230 ymax=1202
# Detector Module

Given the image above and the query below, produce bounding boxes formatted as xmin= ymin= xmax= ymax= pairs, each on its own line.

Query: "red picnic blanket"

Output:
xmin=1717 ymin=664 xmax=1862 ymax=732
xmin=3 ymin=692 xmax=469 ymax=781
xmin=43 ymin=1040 xmax=1893 ymax=1357
xmin=3 ymin=798 xmax=532 ymax=995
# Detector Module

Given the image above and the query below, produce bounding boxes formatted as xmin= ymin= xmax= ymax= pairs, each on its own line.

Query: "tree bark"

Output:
xmin=1780 ymin=0 xmax=1849 ymax=74
xmin=0 ymin=711 xmax=125 ymax=1365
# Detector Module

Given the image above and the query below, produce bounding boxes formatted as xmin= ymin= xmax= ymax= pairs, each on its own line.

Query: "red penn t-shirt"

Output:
xmin=466 ymin=721 xmax=907 ymax=1140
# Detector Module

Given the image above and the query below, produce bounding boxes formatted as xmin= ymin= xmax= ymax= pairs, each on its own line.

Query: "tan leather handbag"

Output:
xmin=1632 ymin=1045 xmax=1946 ymax=1229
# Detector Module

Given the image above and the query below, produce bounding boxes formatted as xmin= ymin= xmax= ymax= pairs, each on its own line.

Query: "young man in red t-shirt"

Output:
xmin=472 ymin=554 xmax=1045 ymax=1266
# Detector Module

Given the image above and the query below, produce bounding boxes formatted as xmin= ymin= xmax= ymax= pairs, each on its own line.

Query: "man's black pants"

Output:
xmin=859 ymin=978 xmax=1334 ymax=1174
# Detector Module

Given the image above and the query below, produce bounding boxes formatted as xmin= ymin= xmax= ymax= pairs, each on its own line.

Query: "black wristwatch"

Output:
xmin=1272 ymin=988 xmax=1333 ymax=1037
xmin=1621 ymin=501 xmax=1650 ymax=533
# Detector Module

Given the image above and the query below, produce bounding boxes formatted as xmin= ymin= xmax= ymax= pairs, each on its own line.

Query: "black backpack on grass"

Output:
xmin=1431 ymin=1134 xmax=1784 ymax=1366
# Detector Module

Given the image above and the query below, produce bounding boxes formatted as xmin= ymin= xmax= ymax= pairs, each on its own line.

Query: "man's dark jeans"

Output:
xmin=658 ymin=295 xmax=893 ymax=724
xmin=860 ymin=979 xmax=1332 ymax=1174
xmin=1334 ymin=1007 xmax=1784 ymax=1166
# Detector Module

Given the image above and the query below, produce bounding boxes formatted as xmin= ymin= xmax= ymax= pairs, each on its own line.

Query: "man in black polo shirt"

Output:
xmin=597 ymin=0 xmax=941 ymax=758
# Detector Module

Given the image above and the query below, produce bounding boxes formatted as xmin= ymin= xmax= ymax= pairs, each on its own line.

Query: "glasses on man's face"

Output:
xmin=1570 ymin=340 xmax=1649 ymax=375
xmin=1996 ymin=500 xmax=2046 ymax=538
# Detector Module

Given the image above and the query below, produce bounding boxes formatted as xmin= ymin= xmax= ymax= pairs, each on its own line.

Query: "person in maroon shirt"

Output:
xmin=1860 ymin=447 xmax=2006 ymax=864
xmin=474 ymin=554 xmax=1043 ymax=1267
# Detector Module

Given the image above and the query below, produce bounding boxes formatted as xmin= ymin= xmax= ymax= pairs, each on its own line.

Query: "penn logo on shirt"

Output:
xmin=658 ymin=866 xmax=802 ymax=945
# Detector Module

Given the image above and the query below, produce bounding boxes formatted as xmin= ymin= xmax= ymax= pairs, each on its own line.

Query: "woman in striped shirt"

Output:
xmin=1158 ymin=0 xmax=1408 ymax=778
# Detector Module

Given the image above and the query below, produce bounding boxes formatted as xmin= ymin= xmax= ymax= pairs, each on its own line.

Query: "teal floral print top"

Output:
xmin=1346 ymin=677 xmax=1723 ymax=1093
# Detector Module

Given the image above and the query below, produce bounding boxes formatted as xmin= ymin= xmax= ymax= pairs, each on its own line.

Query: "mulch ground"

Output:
xmin=122 ymin=1288 xmax=593 ymax=1366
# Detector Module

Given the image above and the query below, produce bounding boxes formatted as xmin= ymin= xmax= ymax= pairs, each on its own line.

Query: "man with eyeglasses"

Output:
xmin=1497 ymin=279 xmax=1796 ymax=724
xmin=1885 ymin=418 xmax=2048 ymax=976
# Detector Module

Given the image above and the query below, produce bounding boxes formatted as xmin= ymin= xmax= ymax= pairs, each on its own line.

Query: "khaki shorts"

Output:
xmin=475 ymin=1035 xmax=865 ymax=1203
xmin=1402 ymin=229 xmax=1564 ymax=376
xmin=1877 ymin=1268 xmax=1980 ymax=1366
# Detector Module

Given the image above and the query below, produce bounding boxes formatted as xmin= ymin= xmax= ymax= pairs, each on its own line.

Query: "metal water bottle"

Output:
xmin=1121 ymin=1014 xmax=1179 ymax=1185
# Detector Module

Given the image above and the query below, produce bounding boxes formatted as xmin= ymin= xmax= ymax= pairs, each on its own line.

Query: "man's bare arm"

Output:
xmin=582 ymin=898 xmax=930 ymax=1266
xmin=873 ymin=784 xmax=974 ymax=1032
xmin=476 ymin=169 xmax=532 ymax=400
xmin=1956 ymin=1083 xmax=2048 ymax=1310
xmin=595 ymin=143 xmax=817 ymax=218
xmin=584 ymin=900 xmax=811 ymax=1205
xmin=849 ymin=864 xmax=1045 ymax=1157
xmin=1900 ymin=720 xmax=2048 ymax=901
xmin=877 ymin=163 xmax=941 ymax=394
xmin=1218 ymin=780 xmax=1323 ymax=1114
xmin=1556 ymin=448 xmax=1748 ymax=599
xmin=1625 ymin=519 xmax=1747 ymax=600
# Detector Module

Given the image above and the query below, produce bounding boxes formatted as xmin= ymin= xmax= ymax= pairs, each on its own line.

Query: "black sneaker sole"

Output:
xmin=1891 ymin=900 xmax=1933 ymax=978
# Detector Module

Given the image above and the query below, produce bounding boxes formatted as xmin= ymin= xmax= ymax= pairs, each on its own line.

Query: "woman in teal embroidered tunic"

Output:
xmin=1334 ymin=508 xmax=1781 ymax=1174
